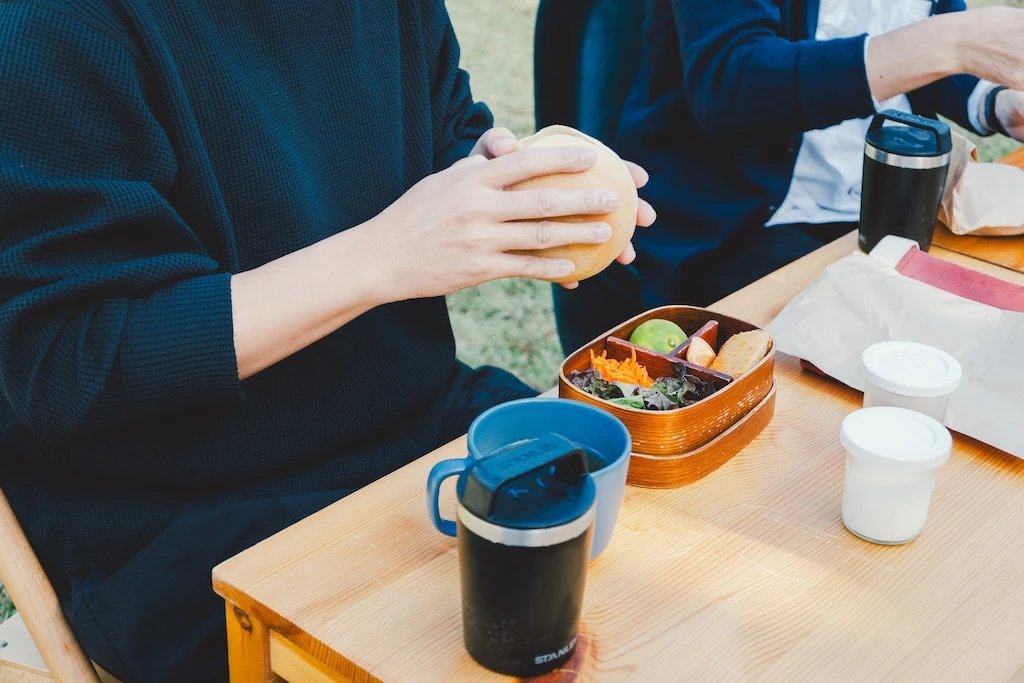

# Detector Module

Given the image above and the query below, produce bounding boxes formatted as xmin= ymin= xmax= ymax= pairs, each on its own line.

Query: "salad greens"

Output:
xmin=568 ymin=368 xmax=719 ymax=411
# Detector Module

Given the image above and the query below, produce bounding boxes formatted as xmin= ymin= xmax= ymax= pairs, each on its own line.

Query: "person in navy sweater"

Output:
xmin=0 ymin=1 xmax=653 ymax=681
xmin=553 ymin=0 xmax=1024 ymax=354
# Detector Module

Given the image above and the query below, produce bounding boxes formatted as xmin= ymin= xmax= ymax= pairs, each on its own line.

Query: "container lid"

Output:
xmin=456 ymin=433 xmax=596 ymax=546
xmin=841 ymin=406 xmax=953 ymax=470
xmin=862 ymin=341 xmax=962 ymax=398
xmin=865 ymin=110 xmax=952 ymax=158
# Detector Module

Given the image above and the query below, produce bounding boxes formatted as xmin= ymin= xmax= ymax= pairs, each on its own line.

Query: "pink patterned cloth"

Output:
xmin=895 ymin=247 xmax=1024 ymax=313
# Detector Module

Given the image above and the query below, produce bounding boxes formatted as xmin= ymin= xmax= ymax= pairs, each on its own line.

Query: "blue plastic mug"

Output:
xmin=427 ymin=398 xmax=632 ymax=559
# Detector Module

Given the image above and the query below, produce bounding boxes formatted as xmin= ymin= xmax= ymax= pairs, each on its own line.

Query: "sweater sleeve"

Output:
xmin=422 ymin=1 xmax=493 ymax=171
xmin=674 ymin=0 xmax=876 ymax=140
xmin=0 ymin=4 xmax=241 ymax=443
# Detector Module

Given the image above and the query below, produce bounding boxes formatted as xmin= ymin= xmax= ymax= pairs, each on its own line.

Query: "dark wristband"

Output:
xmin=986 ymin=86 xmax=1010 ymax=137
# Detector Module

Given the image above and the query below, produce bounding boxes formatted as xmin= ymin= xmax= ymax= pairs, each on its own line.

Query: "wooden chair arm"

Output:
xmin=0 ymin=487 xmax=101 ymax=683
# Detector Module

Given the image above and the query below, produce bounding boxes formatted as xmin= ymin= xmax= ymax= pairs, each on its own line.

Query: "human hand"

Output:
xmin=461 ymin=127 xmax=656 ymax=290
xmin=466 ymin=127 xmax=519 ymax=160
xmin=994 ymin=88 xmax=1024 ymax=141
xmin=957 ymin=8 xmax=1024 ymax=92
xmin=365 ymin=144 xmax=626 ymax=301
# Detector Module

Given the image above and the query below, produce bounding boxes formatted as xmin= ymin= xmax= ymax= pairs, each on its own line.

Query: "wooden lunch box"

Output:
xmin=558 ymin=305 xmax=776 ymax=488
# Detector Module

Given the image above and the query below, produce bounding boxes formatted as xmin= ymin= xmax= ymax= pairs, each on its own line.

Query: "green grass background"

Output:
xmin=0 ymin=585 xmax=11 ymax=622
xmin=0 ymin=0 xmax=1020 ymax=625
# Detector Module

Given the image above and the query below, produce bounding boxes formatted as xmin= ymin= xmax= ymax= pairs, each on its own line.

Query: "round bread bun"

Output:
xmin=506 ymin=125 xmax=638 ymax=283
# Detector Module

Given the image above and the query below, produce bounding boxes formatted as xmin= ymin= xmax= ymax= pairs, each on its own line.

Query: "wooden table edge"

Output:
xmin=213 ymin=436 xmax=477 ymax=681
xmin=217 ymin=589 xmax=377 ymax=683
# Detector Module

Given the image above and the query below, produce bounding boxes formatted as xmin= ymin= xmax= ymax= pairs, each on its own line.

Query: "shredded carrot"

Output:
xmin=590 ymin=348 xmax=654 ymax=388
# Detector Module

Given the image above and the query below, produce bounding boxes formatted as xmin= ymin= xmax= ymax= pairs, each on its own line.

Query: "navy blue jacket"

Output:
xmin=613 ymin=0 xmax=980 ymax=306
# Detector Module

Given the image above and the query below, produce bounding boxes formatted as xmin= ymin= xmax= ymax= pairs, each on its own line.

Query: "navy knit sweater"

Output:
xmin=0 ymin=0 xmax=495 ymax=583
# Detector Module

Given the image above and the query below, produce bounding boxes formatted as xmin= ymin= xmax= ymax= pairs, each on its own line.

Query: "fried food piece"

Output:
xmin=710 ymin=330 xmax=771 ymax=377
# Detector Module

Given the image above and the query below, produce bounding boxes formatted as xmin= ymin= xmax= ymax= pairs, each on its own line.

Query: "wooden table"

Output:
xmin=932 ymin=225 xmax=1024 ymax=274
xmin=213 ymin=233 xmax=1024 ymax=683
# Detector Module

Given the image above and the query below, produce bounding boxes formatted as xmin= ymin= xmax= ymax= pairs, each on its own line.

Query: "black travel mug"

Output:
xmin=450 ymin=434 xmax=596 ymax=677
xmin=859 ymin=110 xmax=952 ymax=253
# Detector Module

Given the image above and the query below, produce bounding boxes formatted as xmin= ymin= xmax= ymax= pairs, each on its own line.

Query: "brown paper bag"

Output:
xmin=938 ymin=131 xmax=1024 ymax=236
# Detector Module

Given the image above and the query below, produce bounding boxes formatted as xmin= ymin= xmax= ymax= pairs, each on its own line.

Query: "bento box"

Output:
xmin=558 ymin=305 xmax=776 ymax=487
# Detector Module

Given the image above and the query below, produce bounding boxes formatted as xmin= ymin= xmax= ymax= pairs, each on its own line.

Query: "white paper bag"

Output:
xmin=938 ymin=132 xmax=1024 ymax=236
xmin=766 ymin=237 xmax=1024 ymax=458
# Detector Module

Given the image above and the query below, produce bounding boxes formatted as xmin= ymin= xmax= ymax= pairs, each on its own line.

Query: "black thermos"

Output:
xmin=455 ymin=434 xmax=596 ymax=677
xmin=859 ymin=110 xmax=952 ymax=253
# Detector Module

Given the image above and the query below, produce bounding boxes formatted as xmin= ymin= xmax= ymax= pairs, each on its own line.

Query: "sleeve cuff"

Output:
xmin=120 ymin=272 xmax=242 ymax=414
xmin=864 ymin=36 xmax=883 ymax=112
xmin=798 ymin=34 xmax=877 ymax=131
xmin=968 ymin=79 xmax=998 ymax=135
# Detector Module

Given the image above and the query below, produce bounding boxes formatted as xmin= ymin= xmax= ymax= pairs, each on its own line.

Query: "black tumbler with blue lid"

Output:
xmin=859 ymin=109 xmax=952 ymax=253
xmin=453 ymin=433 xmax=596 ymax=677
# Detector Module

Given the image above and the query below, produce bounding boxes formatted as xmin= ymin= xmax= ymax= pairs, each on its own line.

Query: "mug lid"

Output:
xmin=840 ymin=406 xmax=953 ymax=470
xmin=865 ymin=110 xmax=953 ymax=158
xmin=862 ymin=341 xmax=962 ymax=398
xmin=457 ymin=433 xmax=596 ymax=535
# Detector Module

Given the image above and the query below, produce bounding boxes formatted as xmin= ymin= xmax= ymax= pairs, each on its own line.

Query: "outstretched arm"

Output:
xmin=675 ymin=0 xmax=1024 ymax=139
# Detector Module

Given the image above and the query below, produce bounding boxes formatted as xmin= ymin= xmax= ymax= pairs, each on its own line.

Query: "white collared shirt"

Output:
xmin=767 ymin=0 xmax=995 ymax=227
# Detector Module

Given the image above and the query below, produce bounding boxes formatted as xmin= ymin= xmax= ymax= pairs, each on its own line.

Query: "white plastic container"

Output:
xmin=861 ymin=341 xmax=962 ymax=423
xmin=840 ymin=406 xmax=953 ymax=545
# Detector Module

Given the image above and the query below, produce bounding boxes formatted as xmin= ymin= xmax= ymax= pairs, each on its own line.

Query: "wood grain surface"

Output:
xmin=932 ymin=226 xmax=1024 ymax=274
xmin=214 ymin=233 xmax=1024 ymax=682
xmin=932 ymin=149 xmax=1024 ymax=273
xmin=269 ymin=632 xmax=351 ymax=683
xmin=225 ymin=602 xmax=279 ymax=683
xmin=998 ymin=147 xmax=1024 ymax=169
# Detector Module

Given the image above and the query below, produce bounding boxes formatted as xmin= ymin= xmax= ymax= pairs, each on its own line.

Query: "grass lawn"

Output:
xmin=443 ymin=0 xmax=567 ymax=393
xmin=0 ymin=0 xmax=1021 ymax=626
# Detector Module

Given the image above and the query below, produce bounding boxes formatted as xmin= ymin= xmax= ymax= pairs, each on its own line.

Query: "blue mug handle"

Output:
xmin=426 ymin=457 xmax=471 ymax=537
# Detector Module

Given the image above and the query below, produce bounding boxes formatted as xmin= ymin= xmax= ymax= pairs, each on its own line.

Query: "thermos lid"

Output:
xmin=865 ymin=110 xmax=951 ymax=168
xmin=862 ymin=340 xmax=962 ymax=398
xmin=841 ymin=406 xmax=952 ymax=472
xmin=456 ymin=434 xmax=596 ymax=545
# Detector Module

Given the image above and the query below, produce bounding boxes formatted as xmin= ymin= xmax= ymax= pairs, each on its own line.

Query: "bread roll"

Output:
xmin=507 ymin=125 xmax=638 ymax=283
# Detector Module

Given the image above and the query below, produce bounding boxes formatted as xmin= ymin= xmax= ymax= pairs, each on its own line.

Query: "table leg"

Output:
xmin=225 ymin=601 xmax=281 ymax=683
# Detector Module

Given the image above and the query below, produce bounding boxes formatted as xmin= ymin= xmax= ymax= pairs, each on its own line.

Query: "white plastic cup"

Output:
xmin=861 ymin=341 xmax=962 ymax=422
xmin=840 ymin=406 xmax=953 ymax=545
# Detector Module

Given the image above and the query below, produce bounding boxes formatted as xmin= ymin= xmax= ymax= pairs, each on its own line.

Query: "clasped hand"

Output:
xmin=369 ymin=127 xmax=656 ymax=303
